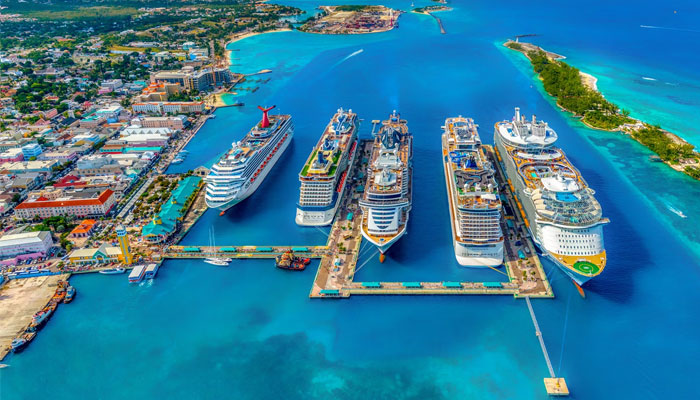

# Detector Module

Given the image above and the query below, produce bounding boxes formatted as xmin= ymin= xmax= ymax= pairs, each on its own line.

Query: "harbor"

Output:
xmin=0 ymin=274 xmax=70 ymax=361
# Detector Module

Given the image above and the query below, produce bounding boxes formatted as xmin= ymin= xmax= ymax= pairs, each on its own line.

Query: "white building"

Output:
xmin=0 ymin=231 xmax=54 ymax=258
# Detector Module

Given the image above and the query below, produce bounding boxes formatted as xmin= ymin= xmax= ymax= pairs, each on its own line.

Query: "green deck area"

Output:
xmin=573 ymin=261 xmax=600 ymax=275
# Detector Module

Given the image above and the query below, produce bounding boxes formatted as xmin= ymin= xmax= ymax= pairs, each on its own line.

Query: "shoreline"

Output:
xmin=503 ymin=40 xmax=700 ymax=180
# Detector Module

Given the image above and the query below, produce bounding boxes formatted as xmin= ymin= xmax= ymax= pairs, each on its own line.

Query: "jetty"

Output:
xmin=430 ymin=13 xmax=446 ymax=34
xmin=164 ymin=245 xmax=327 ymax=259
xmin=156 ymin=140 xmax=552 ymax=299
xmin=307 ymin=142 xmax=553 ymax=298
xmin=527 ymin=296 xmax=570 ymax=396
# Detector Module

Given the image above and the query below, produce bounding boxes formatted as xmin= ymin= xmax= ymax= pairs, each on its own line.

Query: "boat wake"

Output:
xmin=666 ymin=203 xmax=687 ymax=218
xmin=641 ymin=76 xmax=657 ymax=81
xmin=640 ymin=25 xmax=700 ymax=33
xmin=332 ymin=49 xmax=364 ymax=68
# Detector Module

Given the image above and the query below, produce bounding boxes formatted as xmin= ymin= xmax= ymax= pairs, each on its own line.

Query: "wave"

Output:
xmin=640 ymin=25 xmax=700 ymax=33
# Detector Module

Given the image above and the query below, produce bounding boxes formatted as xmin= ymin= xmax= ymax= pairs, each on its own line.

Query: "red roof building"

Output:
xmin=14 ymin=188 xmax=115 ymax=219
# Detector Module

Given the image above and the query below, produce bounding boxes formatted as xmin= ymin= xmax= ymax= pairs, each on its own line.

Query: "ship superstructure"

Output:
xmin=495 ymin=107 xmax=608 ymax=284
xmin=296 ymin=108 xmax=359 ymax=226
xmin=205 ymin=106 xmax=293 ymax=212
xmin=359 ymin=111 xmax=412 ymax=254
xmin=442 ymin=116 xmax=504 ymax=266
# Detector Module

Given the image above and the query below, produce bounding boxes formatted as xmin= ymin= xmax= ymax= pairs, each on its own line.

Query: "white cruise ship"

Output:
xmin=359 ymin=111 xmax=412 ymax=256
xmin=296 ymin=108 xmax=359 ymax=226
xmin=205 ymin=106 xmax=293 ymax=212
xmin=442 ymin=116 xmax=504 ymax=266
xmin=494 ymin=107 xmax=609 ymax=285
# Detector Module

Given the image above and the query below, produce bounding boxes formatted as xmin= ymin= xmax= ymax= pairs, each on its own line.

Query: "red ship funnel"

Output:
xmin=258 ymin=105 xmax=276 ymax=128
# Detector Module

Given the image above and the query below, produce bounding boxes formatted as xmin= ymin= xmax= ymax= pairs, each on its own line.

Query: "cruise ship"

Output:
xmin=442 ymin=116 xmax=504 ymax=266
xmin=495 ymin=107 xmax=609 ymax=285
xmin=205 ymin=106 xmax=293 ymax=212
xmin=359 ymin=111 xmax=412 ymax=256
xmin=296 ymin=108 xmax=359 ymax=226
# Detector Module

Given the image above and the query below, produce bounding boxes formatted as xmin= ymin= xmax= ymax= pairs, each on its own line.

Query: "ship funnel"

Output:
xmin=515 ymin=107 xmax=521 ymax=122
xmin=258 ymin=105 xmax=276 ymax=128
xmin=532 ymin=114 xmax=537 ymax=124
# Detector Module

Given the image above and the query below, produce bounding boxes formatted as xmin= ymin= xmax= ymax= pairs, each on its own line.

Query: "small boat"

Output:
xmin=10 ymin=332 xmax=36 ymax=353
xmin=128 ymin=265 xmax=147 ymax=283
xmin=203 ymin=258 xmax=229 ymax=266
xmin=667 ymin=204 xmax=687 ymax=218
xmin=171 ymin=158 xmax=184 ymax=164
xmin=209 ymin=114 xmax=217 ymax=119
xmin=276 ymin=251 xmax=309 ymax=271
xmin=64 ymin=286 xmax=75 ymax=303
xmin=27 ymin=305 xmax=55 ymax=332
xmin=145 ymin=263 xmax=159 ymax=279
xmin=99 ymin=267 xmax=126 ymax=275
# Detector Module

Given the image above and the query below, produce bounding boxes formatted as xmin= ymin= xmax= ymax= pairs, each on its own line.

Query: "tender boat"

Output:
xmin=99 ymin=267 xmax=126 ymax=275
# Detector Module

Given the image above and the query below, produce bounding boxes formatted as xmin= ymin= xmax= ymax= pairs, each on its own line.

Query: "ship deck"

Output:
xmin=299 ymin=111 xmax=357 ymax=179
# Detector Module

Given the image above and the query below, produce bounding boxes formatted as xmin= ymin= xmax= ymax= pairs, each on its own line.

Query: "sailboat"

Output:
xmin=203 ymin=226 xmax=231 ymax=266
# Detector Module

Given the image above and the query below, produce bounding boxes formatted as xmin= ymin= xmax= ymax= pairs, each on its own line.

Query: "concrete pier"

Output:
xmin=0 ymin=274 xmax=69 ymax=361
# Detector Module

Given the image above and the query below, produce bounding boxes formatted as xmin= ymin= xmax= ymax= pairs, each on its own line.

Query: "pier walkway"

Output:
xmin=526 ymin=296 xmax=570 ymax=396
xmin=307 ymin=143 xmax=553 ymax=299
xmin=164 ymin=245 xmax=328 ymax=259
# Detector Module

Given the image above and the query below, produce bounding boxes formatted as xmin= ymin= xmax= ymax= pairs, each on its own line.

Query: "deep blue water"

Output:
xmin=3 ymin=1 xmax=700 ymax=399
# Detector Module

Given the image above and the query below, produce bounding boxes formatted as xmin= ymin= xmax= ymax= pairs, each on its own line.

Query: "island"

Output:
xmin=412 ymin=5 xmax=452 ymax=15
xmin=299 ymin=5 xmax=402 ymax=34
xmin=505 ymin=40 xmax=700 ymax=180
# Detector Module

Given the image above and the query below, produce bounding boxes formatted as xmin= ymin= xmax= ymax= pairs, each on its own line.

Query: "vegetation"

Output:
xmin=505 ymin=42 xmax=523 ymax=51
xmin=334 ymin=5 xmax=374 ymax=12
xmin=27 ymin=216 xmax=78 ymax=234
xmin=527 ymin=50 xmax=634 ymax=130
xmin=631 ymin=126 xmax=696 ymax=163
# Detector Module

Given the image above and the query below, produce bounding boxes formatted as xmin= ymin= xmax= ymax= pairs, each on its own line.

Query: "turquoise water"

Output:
xmin=4 ymin=1 xmax=700 ymax=399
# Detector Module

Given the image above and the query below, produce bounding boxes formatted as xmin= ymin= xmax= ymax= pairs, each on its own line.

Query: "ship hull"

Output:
xmin=361 ymin=225 xmax=407 ymax=254
xmin=295 ymin=203 xmax=338 ymax=226
xmin=207 ymin=130 xmax=292 ymax=212
xmin=454 ymin=241 xmax=504 ymax=267
xmin=495 ymin=126 xmax=603 ymax=285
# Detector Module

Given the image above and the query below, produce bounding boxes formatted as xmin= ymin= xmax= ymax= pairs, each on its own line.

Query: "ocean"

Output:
xmin=3 ymin=1 xmax=700 ymax=399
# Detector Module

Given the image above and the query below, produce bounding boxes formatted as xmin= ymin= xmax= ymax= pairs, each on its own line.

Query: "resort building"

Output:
xmin=151 ymin=67 xmax=233 ymax=91
xmin=132 ymin=115 xmax=187 ymax=130
xmin=0 ymin=231 xmax=54 ymax=258
xmin=132 ymin=101 xmax=205 ymax=115
xmin=14 ymin=188 xmax=116 ymax=219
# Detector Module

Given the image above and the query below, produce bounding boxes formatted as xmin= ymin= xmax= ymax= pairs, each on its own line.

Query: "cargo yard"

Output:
xmin=300 ymin=5 xmax=401 ymax=34
xmin=0 ymin=274 xmax=69 ymax=361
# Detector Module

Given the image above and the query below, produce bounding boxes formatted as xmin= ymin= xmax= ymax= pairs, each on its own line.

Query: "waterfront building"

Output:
xmin=132 ymin=115 xmax=187 ymax=130
xmin=67 ymin=243 xmax=124 ymax=265
xmin=0 ymin=231 xmax=53 ymax=259
xmin=132 ymin=101 xmax=205 ymax=114
xmin=142 ymin=176 xmax=202 ymax=243
xmin=494 ymin=107 xmax=608 ymax=284
xmin=151 ymin=67 xmax=233 ymax=91
xmin=14 ymin=188 xmax=115 ymax=219
xmin=296 ymin=108 xmax=359 ymax=226
xmin=441 ymin=116 xmax=503 ymax=266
